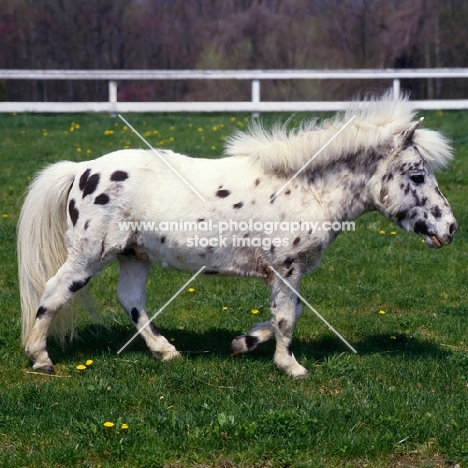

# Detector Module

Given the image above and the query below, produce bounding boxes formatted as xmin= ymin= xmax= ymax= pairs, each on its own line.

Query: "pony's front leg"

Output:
xmin=271 ymin=279 xmax=308 ymax=379
xmin=117 ymin=256 xmax=181 ymax=362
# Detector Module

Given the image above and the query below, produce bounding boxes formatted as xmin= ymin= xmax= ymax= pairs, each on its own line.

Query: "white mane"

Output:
xmin=224 ymin=91 xmax=453 ymax=175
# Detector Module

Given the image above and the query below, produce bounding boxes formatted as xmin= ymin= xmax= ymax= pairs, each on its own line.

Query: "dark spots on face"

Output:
xmin=431 ymin=206 xmax=442 ymax=218
xmin=94 ymin=193 xmax=110 ymax=205
xmin=84 ymin=219 xmax=90 ymax=230
xmin=233 ymin=202 xmax=244 ymax=209
xmin=204 ymin=270 xmax=219 ymax=275
xmin=68 ymin=199 xmax=79 ymax=226
xmin=284 ymin=256 xmax=294 ymax=267
xmin=382 ymin=172 xmax=394 ymax=182
xmin=404 ymin=184 xmax=411 ymax=195
xmin=400 ymin=183 xmax=405 ymax=190
xmin=379 ymin=186 xmax=388 ymax=202
xmin=110 ymin=170 xmax=129 ymax=182
xmin=197 ymin=218 xmax=205 ymax=222
xmin=285 ymin=190 xmax=291 ymax=195
xmin=160 ymin=235 xmax=166 ymax=243
xmin=69 ymin=277 xmax=91 ymax=293
xmin=120 ymin=247 xmax=136 ymax=256
xmin=131 ymin=307 xmax=139 ymax=324
xmin=216 ymin=189 xmax=231 ymax=198
xmin=285 ymin=267 xmax=294 ymax=277
xmin=79 ymin=168 xmax=91 ymax=191
xmin=419 ymin=197 xmax=428 ymax=207
xmin=255 ymin=178 xmax=261 ymax=186
xmin=395 ymin=210 xmax=407 ymax=222
xmin=149 ymin=322 xmax=160 ymax=336
xmin=245 ymin=335 xmax=260 ymax=351
xmin=36 ymin=306 xmax=47 ymax=319
xmin=278 ymin=319 xmax=287 ymax=333
xmin=82 ymin=173 xmax=100 ymax=198
xmin=269 ymin=193 xmax=276 ymax=204
xmin=414 ymin=220 xmax=430 ymax=236
xmin=293 ymin=237 xmax=301 ymax=246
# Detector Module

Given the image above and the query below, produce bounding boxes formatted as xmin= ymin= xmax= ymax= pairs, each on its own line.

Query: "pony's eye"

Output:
xmin=410 ymin=174 xmax=425 ymax=185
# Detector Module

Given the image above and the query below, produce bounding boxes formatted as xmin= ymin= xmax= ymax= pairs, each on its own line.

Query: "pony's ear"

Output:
xmin=403 ymin=117 xmax=424 ymax=145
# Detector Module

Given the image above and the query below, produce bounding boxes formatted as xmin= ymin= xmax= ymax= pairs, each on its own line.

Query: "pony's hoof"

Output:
xmin=290 ymin=364 xmax=308 ymax=380
xmin=32 ymin=364 xmax=55 ymax=374
xmin=160 ymin=350 xmax=182 ymax=362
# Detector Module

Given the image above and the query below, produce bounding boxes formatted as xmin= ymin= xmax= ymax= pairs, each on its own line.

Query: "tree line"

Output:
xmin=0 ymin=0 xmax=467 ymax=103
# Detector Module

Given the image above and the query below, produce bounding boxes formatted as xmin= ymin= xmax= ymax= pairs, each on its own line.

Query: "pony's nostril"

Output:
xmin=449 ymin=222 xmax=457 ymax=235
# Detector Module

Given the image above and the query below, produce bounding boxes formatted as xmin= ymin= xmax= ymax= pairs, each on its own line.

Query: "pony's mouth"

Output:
xmin=425 ymin=234 xmax=450 ymax=249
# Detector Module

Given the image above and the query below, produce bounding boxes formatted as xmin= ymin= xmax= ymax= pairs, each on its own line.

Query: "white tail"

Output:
xmin=18 ymin=161 xmax=79 ymax=346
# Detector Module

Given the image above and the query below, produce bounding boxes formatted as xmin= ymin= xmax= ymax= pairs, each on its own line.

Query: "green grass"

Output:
xmin=0 ymin=110 xmax=468 ymax=467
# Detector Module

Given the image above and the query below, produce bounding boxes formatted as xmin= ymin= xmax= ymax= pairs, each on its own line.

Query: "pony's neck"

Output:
xmin=306 ymin=153 xmax=380 ymax=223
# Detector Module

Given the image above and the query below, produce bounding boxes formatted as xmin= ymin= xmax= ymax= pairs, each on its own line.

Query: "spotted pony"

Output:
xmin=18 ymin=92 xmax=457 ymax=378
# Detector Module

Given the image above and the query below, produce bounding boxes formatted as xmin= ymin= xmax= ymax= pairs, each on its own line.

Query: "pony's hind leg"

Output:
xmin=25 ymin=260 xmax=97 ymax=373
xmin=117 ymin=256 xmax=181 ymax=361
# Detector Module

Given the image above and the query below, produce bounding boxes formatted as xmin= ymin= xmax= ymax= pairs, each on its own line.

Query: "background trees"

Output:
xmin=0 ymin=0 xmax=467 ymax=102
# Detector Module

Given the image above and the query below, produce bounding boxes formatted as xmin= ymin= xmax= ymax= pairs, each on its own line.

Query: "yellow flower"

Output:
xmin=76 ymin=364 xmax=87 ymax=370
xmin=2 ymin=214 xmax=8 ymax=218
xmin=390 ymin=336 xmax=397 ymax=340
xmin=85 ymin=360 xmax=93 ymax=366
xmin=251 ymin=308 xmax=259 ymax=315
xmin=379 ymin=310 xmax=386 ymax=315
xmin=121 ymin=423 xmax=129 ymax=430
xmin=390 ymin=231 xmax=397 ymax=235
xmin=379 ymin=230 xmax=385 ymax=235
xmin=421 ymin=239 xmax=425 ymax=243
xmin=76 ymin=147 xmax=82 ymax=152
xmin=198 ymin=127 xmax=204 ymax=132
xmin=104 ymin=130 xmax=114 ymax=136
xmin=103 ymin=421 xmax=115 ymax=428
xmin=222 ymin=306 xmax=228 ymax=311
xmin=211 ymin=145 xmax=217 ymax=150
xmin=42 ymin=131 xmax=48 ymax=137
xmin=188 ymin=287 xmax=195 ymax=292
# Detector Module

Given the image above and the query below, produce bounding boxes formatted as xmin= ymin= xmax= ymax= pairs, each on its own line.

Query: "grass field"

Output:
xmin=0 ymin=109 xmax=467 ymax=468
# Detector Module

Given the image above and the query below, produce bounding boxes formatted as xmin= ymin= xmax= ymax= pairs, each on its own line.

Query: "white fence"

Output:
xmin=1 ymin=68 xmax=468 ymax=113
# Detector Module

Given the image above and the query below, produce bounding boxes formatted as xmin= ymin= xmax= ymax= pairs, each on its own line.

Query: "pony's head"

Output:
xmin=372 ymin=118 xmax=457 ymax=248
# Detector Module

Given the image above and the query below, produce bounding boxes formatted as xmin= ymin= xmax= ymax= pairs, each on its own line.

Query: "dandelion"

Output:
xmin=251 ymin=308 xmax=259 ymax=315
xmin=76 ymin=147 xmax=82 ymax=152
xmin=188 ymin=287 xmax=195 ymax=292
xmin=121 ymin=423 xmax=129 ymax=430
xmin=379 ymin=310 xmax=386 ymax=315
xmin=390 ymin=336 xmax=397 ymax=340
xmin=379 ymin=230 xmax=385 ymax=235
xmin=2 ymin=214 xmax=8 ymax=218
xmin=76 ymin=364 xmax=87 ymax=371
xmin=390 ymin=231 xmax=397 ymax=235
xmin=42 ymin=131 xmax=48 ymax=137
xmin=103 ymin=421 xmax=115 ymax=428
xmin=86 ymin=359 xmax=93 ymax=366
xmin=211 ymin=146 xmax=217 ymax=150
xmin=421 ymin=239 xmax=425 ymax=243
xmin=104 ymin=130 xmax=114 ymax=136
xmin=86 ymin=149 xmax=92 ymax=154
xmin=222 ymin=306 xmax=228 ymax=311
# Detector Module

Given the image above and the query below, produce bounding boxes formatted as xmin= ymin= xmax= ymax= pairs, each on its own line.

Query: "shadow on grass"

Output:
xmin=45 ymin=320 xmax=453 ymax=367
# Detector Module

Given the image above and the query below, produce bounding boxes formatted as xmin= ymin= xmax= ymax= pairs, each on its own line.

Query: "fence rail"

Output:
xmin=1 ymin=68 xmax=468 ymax=113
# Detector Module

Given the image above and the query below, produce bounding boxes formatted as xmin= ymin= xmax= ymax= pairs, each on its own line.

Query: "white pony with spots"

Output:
xmin=18 ymin=93 xmax=457 ymax=378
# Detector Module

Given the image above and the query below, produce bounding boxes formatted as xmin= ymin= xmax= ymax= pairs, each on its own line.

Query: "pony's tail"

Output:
xmin=18 ymin=161 xmax=79 ymax=347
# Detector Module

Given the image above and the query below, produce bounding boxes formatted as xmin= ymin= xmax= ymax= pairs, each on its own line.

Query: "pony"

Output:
xmin=18 ymin=92 xmax=457 ymax=379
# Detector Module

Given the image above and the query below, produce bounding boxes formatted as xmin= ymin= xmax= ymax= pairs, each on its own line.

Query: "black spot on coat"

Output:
xmin=216 ymin=189 xmax=231 ymax=198
xmin=68 ymin=199 xmax=79 ymax=226
xmin=79 ymin=168 xmax=91 ymax=190
xmin=82 ymin=173 xmax=100 ymax=198
xmin=36 ymin=306 xmax=47 ymax=319
xmin=94 ymin=193 xmax=110 ymax=205
xmin=233 ymin=202 xmax=244 ymax=209
xmin=245 ymin=335 xmax=260 ymax=350
xmin=110 ymin=170 xmax=129 ymax=182
xmin=69 ymin=277 xmax=91 ymax=293
xmin=131 ymin=307 xmax=139 ymax=324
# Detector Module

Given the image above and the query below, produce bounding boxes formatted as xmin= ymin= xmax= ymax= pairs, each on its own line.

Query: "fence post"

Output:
xmin=251 ymin=79 xmax=260 ymax=117
xmin=109 ymin=80 xmax=117 ymax=115
xmin=393 ymin=78 xmax=400 ymax=100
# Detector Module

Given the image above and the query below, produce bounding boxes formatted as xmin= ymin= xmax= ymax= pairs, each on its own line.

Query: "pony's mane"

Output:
xmin=224 ymin=91 xmax=453 ymax=175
